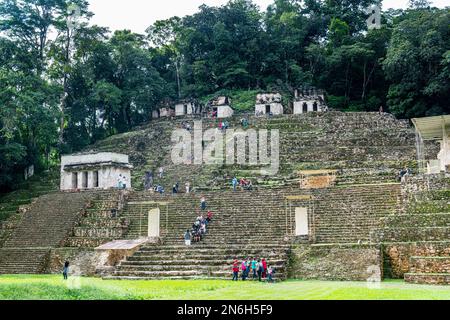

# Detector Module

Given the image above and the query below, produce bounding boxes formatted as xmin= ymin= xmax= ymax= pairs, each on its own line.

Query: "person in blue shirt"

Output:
xmin=232 ymin=177 xmax=238 ymax=191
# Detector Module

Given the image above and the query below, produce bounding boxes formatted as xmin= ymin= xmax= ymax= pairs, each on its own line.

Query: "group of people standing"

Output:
xmin=184 ymin=197 xmax=213 ymax=245
xmin=232 ymin=258 xmax=275 ymax=283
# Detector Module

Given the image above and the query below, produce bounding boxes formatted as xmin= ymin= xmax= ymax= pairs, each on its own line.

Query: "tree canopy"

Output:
xmin=0 ymin=0 xmax=448 ymax=191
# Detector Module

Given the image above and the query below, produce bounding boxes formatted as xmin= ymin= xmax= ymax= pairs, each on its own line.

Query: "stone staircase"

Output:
xmin=375 ymin=183 xmax=450 ymax=285
xmin=312 ymin=184 xmax=401 ymax=244
xmin=106 ymin=244 xmax=290 ymax=280
xmin=0 ymin=192 xmax=92 ymax=274
xmin=0 ymin=248 xmax=50 ymax=274
xmin=65 ymin=190 xmax=130 ymax=248
xmin=106 ymin=189 xmax=296 ymax=280
xmin=0 ymin=168 xmax=60 ymax=244
xmin=3 ymin=193 xmax=92 ymax=248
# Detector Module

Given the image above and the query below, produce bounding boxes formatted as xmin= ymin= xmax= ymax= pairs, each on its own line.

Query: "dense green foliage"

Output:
xmin=1 ymin=276 xmax=450 ymax=300
xmin=0 ymin=0 xmax=448 ymax=191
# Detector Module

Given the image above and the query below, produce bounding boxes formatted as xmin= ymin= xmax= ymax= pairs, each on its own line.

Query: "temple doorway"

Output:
xmin=148 ymin=208 xmax=160 ymax=237
xmin=295 ymin=207 xmax=309 ymax=236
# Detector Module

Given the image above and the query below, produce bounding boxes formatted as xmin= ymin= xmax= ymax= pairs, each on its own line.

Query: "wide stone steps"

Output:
xmin=382 ymin=213 xmax=450 ymax=227
xmin=410 ymin=257 xmax=450 ymax=274
xmin=375 ymin=227 xmax=450 ymax=242
xmin=3 ymin=193 xmax=92 ymax=248
xmin=108 ymin=242 xmax=289 ymax=280
xmin=404 ymin=273 xmax=450 ymax=285
xmin=0 ymin=248 xmax=50 ymax=274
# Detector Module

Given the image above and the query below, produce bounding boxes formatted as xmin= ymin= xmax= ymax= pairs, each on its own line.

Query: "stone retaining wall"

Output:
xmin=45 ymin=248 xmax=108 ymax=276
xmin=288 ymin=244 xmax=382 ymax=281
xmin=383 ymin=242 xmax=450 ymax=279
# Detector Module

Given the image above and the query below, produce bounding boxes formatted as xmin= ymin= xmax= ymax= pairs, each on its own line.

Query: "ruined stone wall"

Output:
xmin=288 ymin=244 xmax=382 ymax=281
xmin=402 ymin=173 xmax=450 ymax=200
xmin=383 ymin=242 xmax=450 ymax=279
xmin=45 ymin=248 xmax=108 ymax=276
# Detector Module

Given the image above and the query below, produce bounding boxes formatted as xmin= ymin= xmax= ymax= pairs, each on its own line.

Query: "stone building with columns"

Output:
xmin=60 ymin=152 xmax=133 ymax=191
xmin=412 ymin=115 xmax=450 ymax=174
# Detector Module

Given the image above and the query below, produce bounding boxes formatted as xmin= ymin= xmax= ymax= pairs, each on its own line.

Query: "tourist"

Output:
xmin=143 ymin=171 xmax=153 ymax=190
xmin=200 ymin=197 xmax=207 ymax=211
xmin=185 ymin=182 xmax=191 ymax=194
xmin=246 ymin=259 xmax=251 ymax=279
xmin=241 ymin=118 xmax=249 ymax=129
xmin=172 ymin=184 xmax=178 ymax=194
xmin=232 ymin=260 xmax=239 ymax=281
xmin=200 ymin=221 xmax=206 ymax=235
xmin=379 ymin=106 xmax=384 ymax=115
xmin=399 ymin=167 xmax=410 ymax=182
xmin=63 ymin=261 xmax=69 ymax=280
xmin=262 ymin=258 xmax=268 ymax=279
xmin=241 ymin=260 xmax=247 ymax=281
xmin=257 ymin=259 xmax=263 ymax=282
xmin=251 ymin=258 xmax=258 ymax=280
xmin=184 ymin=230 xmax=191 ymax=246
xmin=232 ymin=177 xmax=238 ymax=191
xmin=218 ymin=121 xmax=223 ymax=131
xmin=156 ymin=185 xmax=164 ymax=194
xmin=159 ymin=167 xmax=164 ymax=179
xmin=267 ymin=266 xmax=274 ymax=283
xmin=206 ymin=210 xmax=213 ymax=224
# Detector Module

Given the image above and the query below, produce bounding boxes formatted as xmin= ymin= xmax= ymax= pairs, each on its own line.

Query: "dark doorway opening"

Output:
xmin=313 ymin=102 xmax=318 ymax=112
xmin=303 ymin=103 xmax=308 ymax=113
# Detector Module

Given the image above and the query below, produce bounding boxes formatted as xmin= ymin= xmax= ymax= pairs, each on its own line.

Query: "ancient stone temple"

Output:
xmin=293 ymin=87 xmax=328 ymax=114
xmin=60 ymin=152 xmax=133 ymax=191
xmin=255 ymin=93 xmax=284 ymax=116
xmin=174 ymin=99 xmax=202 ymax=117
xmin=413 ymin=115 xmax=450 ymax=174
xmin=209 ymin=96 xmax=234 ymax=118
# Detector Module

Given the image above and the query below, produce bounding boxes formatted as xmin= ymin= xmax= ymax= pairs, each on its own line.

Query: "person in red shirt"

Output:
xmin=262 ymin=258 xmax=268 ymax=279
xmin=206 ymin=211 xmax=213 ymax=223
xmin=232 ymin=260 xmax=239 ymax=281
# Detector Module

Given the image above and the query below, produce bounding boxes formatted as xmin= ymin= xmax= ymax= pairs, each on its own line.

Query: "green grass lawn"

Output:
xmin=0 ymin=275 xmax=449 ymax=300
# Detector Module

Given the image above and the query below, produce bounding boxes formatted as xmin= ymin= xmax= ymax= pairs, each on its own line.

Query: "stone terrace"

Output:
xmin=376 ymin=175 xmax=450 ymax=285
xmin=84 ymin=112 xmax=422 ymax=191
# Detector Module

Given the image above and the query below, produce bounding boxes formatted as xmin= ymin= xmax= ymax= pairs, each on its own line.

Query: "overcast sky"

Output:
xmin=88 ymin=0 xmax=449 ymax=33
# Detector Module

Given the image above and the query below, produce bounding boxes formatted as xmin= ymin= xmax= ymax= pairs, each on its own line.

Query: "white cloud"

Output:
xmin=87 ymin=0 xmax=448 ymax=33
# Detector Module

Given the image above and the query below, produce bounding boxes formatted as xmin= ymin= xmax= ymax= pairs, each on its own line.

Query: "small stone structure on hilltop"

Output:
xmin=174 ymin=99 xmax=203 ymax=117
xmin=208 ymin=96 xmax=234 ymax=118
xmin=293 ymin=86 xmax=328 ymax=114
xmin=152 ymin=99 xmax=175 ymax=119
xmin=255 ymin=92 xmax=284 ymax=116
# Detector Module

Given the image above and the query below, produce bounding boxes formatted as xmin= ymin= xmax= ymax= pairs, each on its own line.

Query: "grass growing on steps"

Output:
xmin=0 ymin=275 xmax=449 ymax=300
xmin=0 ymin=168 xmax=60 ymax=223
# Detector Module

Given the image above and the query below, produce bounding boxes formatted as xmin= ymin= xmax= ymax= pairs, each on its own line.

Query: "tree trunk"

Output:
xmin=59 ymin=29 xmax=72 ymax=146
xmin=175 ymin=57 xmax=181 ymax=99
